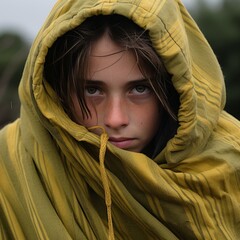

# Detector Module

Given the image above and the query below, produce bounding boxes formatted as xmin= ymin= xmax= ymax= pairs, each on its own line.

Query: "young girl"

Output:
xmin=44 ymin=14 xmax=179 ymax=159
xmin=1 ymin=0 xmax=240 ymax=239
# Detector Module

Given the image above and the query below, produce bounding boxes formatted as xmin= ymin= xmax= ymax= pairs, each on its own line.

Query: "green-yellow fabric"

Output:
xmin=1 ymin=0 xmax=240 ymax=239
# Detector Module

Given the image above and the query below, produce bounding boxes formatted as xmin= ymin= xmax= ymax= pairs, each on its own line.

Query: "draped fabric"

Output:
xmin=1 ymin=0 xmax=240 ymax=239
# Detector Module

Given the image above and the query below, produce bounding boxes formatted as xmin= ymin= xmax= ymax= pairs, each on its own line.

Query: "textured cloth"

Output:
xmin=1 ymin=0 xmax=240 ymax=239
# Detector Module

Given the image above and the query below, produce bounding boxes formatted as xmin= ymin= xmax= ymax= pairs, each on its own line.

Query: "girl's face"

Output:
xmin=72 ymin=33 xmax=162 ymax=152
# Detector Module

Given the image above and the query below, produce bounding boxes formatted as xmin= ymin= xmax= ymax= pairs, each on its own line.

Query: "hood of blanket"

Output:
xmin=19 ymin=0 xmax=226 ymax=164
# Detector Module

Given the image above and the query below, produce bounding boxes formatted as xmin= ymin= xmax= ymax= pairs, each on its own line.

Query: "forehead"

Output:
xmin=88 ymin=33 xmax=144 ymax=81
xmin=90 ymin=32 xmax=123 ymax=57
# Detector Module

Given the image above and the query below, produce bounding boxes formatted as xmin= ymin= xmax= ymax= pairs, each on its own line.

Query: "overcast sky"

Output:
xmin=0 ymin=0 xmax=220 ymax=42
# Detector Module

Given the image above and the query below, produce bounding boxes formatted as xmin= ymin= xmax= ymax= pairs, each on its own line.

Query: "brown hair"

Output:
xmin=44 ymin=14 xmax=179 ymax=157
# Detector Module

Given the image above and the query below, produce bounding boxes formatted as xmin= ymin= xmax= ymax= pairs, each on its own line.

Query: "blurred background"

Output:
xmin=0 ymin=0 xmax=239 ymax=128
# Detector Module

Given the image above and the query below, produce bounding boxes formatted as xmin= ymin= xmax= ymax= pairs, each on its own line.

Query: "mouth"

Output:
xmin=108 ymin=137 xmax=135 ymax=149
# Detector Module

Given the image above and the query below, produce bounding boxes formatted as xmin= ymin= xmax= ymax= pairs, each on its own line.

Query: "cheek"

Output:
xmin=76 ymin=110 xmax=98 ymax=128
xmin=139 ymin=102 xmax=161 ymax=133
xmin=72 ymin=95 xmax=96 ymax=127
xmin=147 ymin=109 xmax=161 ymax=127
xmin=129 ymin=94 xmax=161 ymax=124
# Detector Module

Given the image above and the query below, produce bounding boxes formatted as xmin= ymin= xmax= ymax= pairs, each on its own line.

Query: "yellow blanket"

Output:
xmin=1 ymin=0 xmax=240 ymax=239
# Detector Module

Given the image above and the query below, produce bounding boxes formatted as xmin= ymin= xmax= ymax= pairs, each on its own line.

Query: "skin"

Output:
xmin=73 ymin=33 xmax=162 ymax=152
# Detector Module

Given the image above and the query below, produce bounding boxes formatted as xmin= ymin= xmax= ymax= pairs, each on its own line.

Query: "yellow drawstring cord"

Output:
xmin=88 ymin=127 xmax=115 ymax=240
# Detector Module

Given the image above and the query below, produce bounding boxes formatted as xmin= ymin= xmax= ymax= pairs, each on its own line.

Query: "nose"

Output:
xmin=104 ymin=97 xmax=129 ymax=130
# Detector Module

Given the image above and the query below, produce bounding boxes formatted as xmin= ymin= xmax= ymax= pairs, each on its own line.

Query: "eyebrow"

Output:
xmin=85 ymin=78 xmax=150 ymax=85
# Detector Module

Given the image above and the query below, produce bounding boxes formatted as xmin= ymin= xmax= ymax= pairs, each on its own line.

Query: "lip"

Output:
xmin=109 ymin=137 xmax=135 ymax=149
